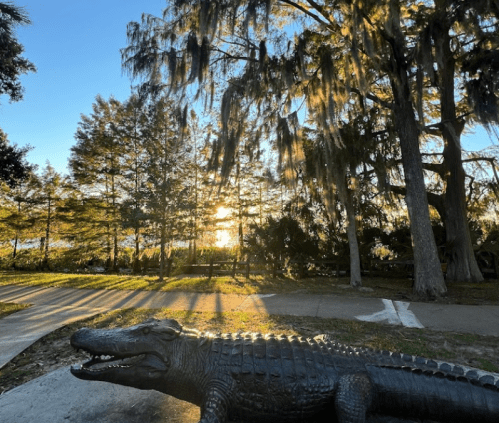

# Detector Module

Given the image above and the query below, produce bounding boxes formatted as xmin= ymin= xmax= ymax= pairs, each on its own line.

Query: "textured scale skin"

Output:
xmin=70 ymin=318 xmax=499 ymax=423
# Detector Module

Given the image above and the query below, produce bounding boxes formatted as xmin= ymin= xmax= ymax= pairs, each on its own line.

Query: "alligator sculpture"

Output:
xmin=70 ymin=318 xmax=499 ymax=423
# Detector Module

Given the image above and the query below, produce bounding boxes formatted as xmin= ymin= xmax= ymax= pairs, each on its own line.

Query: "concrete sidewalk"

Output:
xmin=1 ymin=284 xmax=499 ymax=370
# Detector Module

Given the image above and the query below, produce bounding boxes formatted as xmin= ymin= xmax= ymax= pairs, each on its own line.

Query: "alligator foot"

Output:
xmin=335 ymin=373 xmax=373 ymax=423
xmin=199 ymin=384 xmax=230 ymax=423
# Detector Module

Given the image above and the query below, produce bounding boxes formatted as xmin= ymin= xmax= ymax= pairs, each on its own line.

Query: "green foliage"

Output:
xmin=244 ymin=215 xmax=320 ymax=262
xmin=0 ymin=129 xmax=33 ymax=187
xmin=0 ymin=2 xmax=36 ymax=104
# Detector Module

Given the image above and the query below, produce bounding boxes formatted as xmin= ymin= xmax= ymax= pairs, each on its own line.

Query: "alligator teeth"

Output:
xmin=78 ymin=353 xmax=148 ymax=372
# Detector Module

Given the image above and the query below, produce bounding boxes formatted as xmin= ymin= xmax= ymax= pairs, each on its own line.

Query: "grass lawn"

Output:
xmin=0 ymin=302 xmax=31 ymax=319
xmin=0 ymin=270 xmax=498 ymax=305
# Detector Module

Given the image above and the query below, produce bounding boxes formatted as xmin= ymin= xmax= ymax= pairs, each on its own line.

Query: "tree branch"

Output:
xmin=211 ymin=47 xmax=256 ymax=63
xmin=422 ymin=162 xmax=445 ymax=176
xmin=277 ymin=0 xmax=333 ymax=29
xmin=303 ymin=0 xmax=336 ymax=28
xmin=389 ymin=184 xmax=445 ymax=219
xmin=463 ymin=156 xmax=499 ymax=187
xmin=350 ymin=87 xmax=394 ymax=110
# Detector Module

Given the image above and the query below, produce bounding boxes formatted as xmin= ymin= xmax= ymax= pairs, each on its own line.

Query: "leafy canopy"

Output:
xmin=0 ymin=2 xmax=36 ymax=103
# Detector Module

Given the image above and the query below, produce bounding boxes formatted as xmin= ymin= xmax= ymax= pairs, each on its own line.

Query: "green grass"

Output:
xmin=0 ymin=270 xmax=498 ymax=305
xmin=476 ymin=358 xmax=499 ymax=373
xmin=0 ymin=302 xmax=31 ymax=319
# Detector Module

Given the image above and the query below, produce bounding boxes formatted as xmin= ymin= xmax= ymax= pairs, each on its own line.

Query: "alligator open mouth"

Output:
xmin=71 ymin=352 xmax=149 ymax=374
xmin=69 ymin=322 xmax=177 ymax=381
xmin=70 ymin=343 xmax=168 ymax=380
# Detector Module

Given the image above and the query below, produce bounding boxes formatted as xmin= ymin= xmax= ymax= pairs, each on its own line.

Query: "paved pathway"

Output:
xmin=1 ymin=284 xmax=499 ymax=369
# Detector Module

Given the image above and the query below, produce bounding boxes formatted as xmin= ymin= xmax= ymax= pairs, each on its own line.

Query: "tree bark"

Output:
xmin=12 ymin=234 xmax=18 ymax=259
xmin=43 ymin=197 xmax=51 ymax=268
xmin=111 ymin=173 xmax=119 ymax=272
xmin=442 ymin=142 xmax=483 ymax=282
xmin=387 ymin=3 xmax=446 ymax=297
xmin=13 ymin=201 xmax=21 ymax=260
xmin=344 ymin=190 xmax=362 ymax=287
xmin=393 ymin=101 xmax=445 ymax=295
xmin=333 ymin=161 xmax=362 ymax=287
xmin=159 ymin=219 xmax=166 ymax=282
xmin=133 ymin=226 xmax=141 ymax=273
xmin=434 ymin=10 xmax=484 ymax=283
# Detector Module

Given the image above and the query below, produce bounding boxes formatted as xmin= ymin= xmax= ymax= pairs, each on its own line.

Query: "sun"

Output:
xmin=216 ymin=206 xmax=230 ymax=219
xmin=215 ymin=206 xmax=232 ymax=247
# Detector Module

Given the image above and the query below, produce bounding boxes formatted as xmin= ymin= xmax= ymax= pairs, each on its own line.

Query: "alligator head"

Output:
xmin=70 ymin=318 xmax=183 ymax=392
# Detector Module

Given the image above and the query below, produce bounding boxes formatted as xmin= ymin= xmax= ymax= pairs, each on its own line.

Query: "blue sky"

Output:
xmin=0 ymin=0 xmax=164 ymax=174
xmin=0 ymin=0 xmax=496 ymax=176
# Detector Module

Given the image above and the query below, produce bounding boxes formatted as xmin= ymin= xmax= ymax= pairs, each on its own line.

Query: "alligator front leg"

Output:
xmin=335 ymin=373 xmax=374 ymax=423
xmin=199 ymin=383 xmax=230 ymax=423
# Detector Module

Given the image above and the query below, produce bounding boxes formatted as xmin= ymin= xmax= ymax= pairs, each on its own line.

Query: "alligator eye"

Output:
xmin=142 ymin=327 xmax=151 ymax=335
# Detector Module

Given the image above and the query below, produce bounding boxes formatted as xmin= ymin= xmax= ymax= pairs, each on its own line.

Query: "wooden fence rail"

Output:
xmin=182 ymin=259 xmax=347 ymax=279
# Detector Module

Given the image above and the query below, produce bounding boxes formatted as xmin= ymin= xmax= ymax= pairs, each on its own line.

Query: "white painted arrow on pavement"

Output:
xmin=355 ymin=299 xmax=424 ymax=328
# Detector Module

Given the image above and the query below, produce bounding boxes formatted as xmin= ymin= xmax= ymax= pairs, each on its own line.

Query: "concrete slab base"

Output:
xmin=0 ymin=366 xmax=199 ymax=423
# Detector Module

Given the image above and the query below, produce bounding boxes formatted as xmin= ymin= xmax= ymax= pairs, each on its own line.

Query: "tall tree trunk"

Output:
xmin=192 ymin=238 xmax=197 ymax=264
xmin=13 ymin=234 xmax=18 ymax=259
xmin=133 ymin=226 xmax=141 ymax=273
xmin=442 ymin=141 xmax=482 ymax=282
xmin=192 ymin=140 xmax=198 ymax=264
xmin=434 ymin=12 xmax=483 ymax=283
xmin=388 ymin=2 xmax=446 ymax=297
xmin=133 ymin=156 xmax=142 ymax=273
xmin=112 ymin=173 xmax=119 ymax=272
xmin=44 ymin=197 xmax=51 ymax=268
xmin=13 ymin=201 xmax=21 ymax=260
xmin=106 ymin=223 xmax=112 ymax=270
xmin=344 ymin=190 xmax=362 ymax=287
xmin=105 ymin=178 xmax=112 ymax=270
xmin=393 ymin=95 xmax=446 ymax=296
xmin=237 ymin=162 xmax=244 ymax=255
xmin=113 ymin=228 xmax=119 ymax=271
xmin=159 ymin=220 xmax=166 ymax=282
xmin=333 ymin=162 xmax=362 ymax=287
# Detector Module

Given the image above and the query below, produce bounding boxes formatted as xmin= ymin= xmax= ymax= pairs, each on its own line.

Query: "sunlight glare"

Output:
xmin=216 ymin=206 xmax=230 ymax=219
xmin=216 ymin=230 xmax=231 ymax=248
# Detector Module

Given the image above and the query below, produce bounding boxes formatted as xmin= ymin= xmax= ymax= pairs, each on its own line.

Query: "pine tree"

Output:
xmin=0 ymin=171 xmax=40 ymax=264
xmin=38 ymin=163 xmax=64 ymax=269
xmin=0 ymin=128 xmax=33 ymax=187
xmin=70 ymin=95 xmax=124 ymax=270
xmin=142 ymin=96 xmax=192 ymax=281
xmin=114 ymin=93 xmax=149 ymax=273
xmin=57 ymin=183 xmax=111 ymax=269
xmin=0 ymin=2 xmax=36 ymax=104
